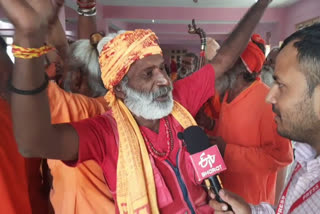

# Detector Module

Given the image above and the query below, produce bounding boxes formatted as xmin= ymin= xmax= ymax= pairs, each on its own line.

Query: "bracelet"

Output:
xmin=9 ymin=74 xmax=49 ymax=95
xmin=77 ymin=0 xmax=96 ymax=9
xmin=77 ymin=7 xmax=96 ymax=16
xmin=12 ymin=45 xmax=55 ymax=59
xmin=78 ymin=3 xmax=96 ymax=9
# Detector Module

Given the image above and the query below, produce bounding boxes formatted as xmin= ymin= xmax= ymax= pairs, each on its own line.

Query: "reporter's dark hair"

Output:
xmin=281 ymin=23 xmax=320 ymax=95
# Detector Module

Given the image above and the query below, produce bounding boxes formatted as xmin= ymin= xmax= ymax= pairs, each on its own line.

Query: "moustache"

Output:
xmin=272 ymin=105 xmax=281 ymax=117
xmin=153 ymin=85 xmax=173 ymax=99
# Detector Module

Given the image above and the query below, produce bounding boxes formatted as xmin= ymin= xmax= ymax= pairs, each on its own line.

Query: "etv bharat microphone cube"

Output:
xmin=189 ymin=145 xmax=227 ymax=183
xmin=179 ymin=126 xmax=232 ymax=210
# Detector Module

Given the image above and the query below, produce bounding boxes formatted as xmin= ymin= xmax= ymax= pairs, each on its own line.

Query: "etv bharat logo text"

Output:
xmin=198 ymin=152 xmax=216 ymax=168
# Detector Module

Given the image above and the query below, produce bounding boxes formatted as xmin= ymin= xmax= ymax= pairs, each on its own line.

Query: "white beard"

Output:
xmin=121 ymin=81 xmax=174 ymax=120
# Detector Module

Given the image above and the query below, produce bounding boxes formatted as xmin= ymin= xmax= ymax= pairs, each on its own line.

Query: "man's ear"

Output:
xmin=114 ymin=85 xmax=126 ymax=100
xmin=313 ymin=85 xmax=320 ymax=120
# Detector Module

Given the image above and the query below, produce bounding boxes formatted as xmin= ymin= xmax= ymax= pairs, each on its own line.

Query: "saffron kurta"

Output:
xmin=216 ymin=81 xmax=293 ymax=205
xmin=0 ymin=98 xmax=32 ymax=214
xmin=47 ymin=82 xmax=115 ymax=214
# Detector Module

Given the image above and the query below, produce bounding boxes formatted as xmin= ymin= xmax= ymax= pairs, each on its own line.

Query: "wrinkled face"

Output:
xmin=266 ymin=41 xmax=319 ymax=143
xmin=121 ymin=54 xmax=174 ymax=120
xmin=178 ymin=56 xmax=196 ymax=79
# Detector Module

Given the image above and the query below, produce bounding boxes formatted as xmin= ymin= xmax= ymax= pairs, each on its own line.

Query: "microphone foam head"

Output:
xmin=181 ymin=126 xmax=211 ymax=154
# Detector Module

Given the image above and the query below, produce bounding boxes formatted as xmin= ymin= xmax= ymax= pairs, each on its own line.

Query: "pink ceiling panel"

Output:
xmin=103 ymin=6 xmax=285 ymax=23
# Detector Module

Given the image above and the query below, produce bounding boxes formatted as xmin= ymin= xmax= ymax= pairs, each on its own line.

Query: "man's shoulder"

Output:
xmin=74 ymin=110 xmax=115 ymax=130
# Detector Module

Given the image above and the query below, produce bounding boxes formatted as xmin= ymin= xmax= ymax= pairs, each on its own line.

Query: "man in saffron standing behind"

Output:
xmin=211 ymin=34 xmax=293 ymax=205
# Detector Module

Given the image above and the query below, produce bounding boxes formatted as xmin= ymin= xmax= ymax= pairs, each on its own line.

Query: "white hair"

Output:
xmin=97 ymin=30 xmax=127 ymax=54
xmin=65 ymin=30 xmax=127 ymax=97
xmin=66 ymin=39 xmax=106 ymax=97
xmin=70 ymin=39 xmax=100 ymax=79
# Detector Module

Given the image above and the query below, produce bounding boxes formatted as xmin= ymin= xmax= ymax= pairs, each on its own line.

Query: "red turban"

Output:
xmin=240 ymin=34 xmax=266 ymax=73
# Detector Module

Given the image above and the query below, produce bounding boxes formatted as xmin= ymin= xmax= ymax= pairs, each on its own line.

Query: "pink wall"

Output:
xmin=2 ymin=0 xmax=319 ymax=46
xmin=65 ymin=6 xmax=77 ymax=19
xmin=281 ymin=0 xmax=320 ymax=40
xmin=103 ymin=6 xmax=284 ymax=23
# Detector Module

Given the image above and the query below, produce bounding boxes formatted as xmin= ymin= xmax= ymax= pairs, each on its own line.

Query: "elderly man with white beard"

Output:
xmin=177 ymin=52 xmax=198 ymax=80
xmin=177 ymin=38 xmax=221 ymax=81
xmin=3 ymin=0 xmax=273 ymax=213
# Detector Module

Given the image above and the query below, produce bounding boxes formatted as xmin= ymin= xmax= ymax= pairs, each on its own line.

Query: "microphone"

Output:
xmin=179 ymin=126 xmax=232 ymax=210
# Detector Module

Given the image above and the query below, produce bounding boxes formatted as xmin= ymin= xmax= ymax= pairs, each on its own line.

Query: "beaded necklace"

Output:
xmin=140 ymin=117 xmax=174 ymax=161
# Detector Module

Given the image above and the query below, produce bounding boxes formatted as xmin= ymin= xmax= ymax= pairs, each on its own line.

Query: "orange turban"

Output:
xmin=240 ymin=34 xmax=266 ymax=73
xmin=99 ymin=29 xmax=162 ymax=105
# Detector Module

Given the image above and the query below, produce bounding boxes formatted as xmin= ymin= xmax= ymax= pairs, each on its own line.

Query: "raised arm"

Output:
xmin=210 ymin=0 xmax=272 ymax=80
xmin=47 ymin=18 xmax=68 ymax=62
xmin=2 ymin=0 xmax=79 ymax=161
xmin=77 ymin=0 xmax=98 ymax=39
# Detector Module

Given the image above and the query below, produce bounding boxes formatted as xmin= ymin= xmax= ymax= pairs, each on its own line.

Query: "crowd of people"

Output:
xmin=0 ymin=0 xmax=319 ymax=213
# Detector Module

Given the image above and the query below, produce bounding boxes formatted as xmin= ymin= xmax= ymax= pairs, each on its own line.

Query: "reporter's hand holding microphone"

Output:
xmin=179 ymin=126 xmax=252 ymax=214
xmin=209 ymin=189 xmax=251 ymax=214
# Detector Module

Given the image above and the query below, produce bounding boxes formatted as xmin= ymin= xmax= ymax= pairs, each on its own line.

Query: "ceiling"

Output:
xmin=0 ymin=0 xmax=302 ymax=49
xmin=96 ymin=0 xmax=298 ymax=8
xmin=63 ymin=0 xmax=299 ymax=46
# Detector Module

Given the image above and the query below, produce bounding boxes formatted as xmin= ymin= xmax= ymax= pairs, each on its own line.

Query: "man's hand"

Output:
xmin=209 ymin=136 xmax=226 ymax=157
xmin=0 ymin=0 xmax=64 ymax=37
xmin=195 ymin=108 xmax=215 ymax=130
xmin=205 ymin=37 xmax=220 ymax=61
xmin=209 ymin=0 xmax=272 ymax=80
xmin=209 ymin=189 xmax=251 ymax=214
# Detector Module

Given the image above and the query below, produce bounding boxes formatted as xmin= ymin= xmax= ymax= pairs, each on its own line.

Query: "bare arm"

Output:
xmin=77 ymin=0 xmax=97 ymax=39
xmin=210 ymin=0 xmax=271 ymax=80
xmin=2 ymin=0 xmax=79 ymax=161
xmin=47 ymin=18 xmax=68 ymax=62
xmin=78 ymin=15 xmax=97 ymax=39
